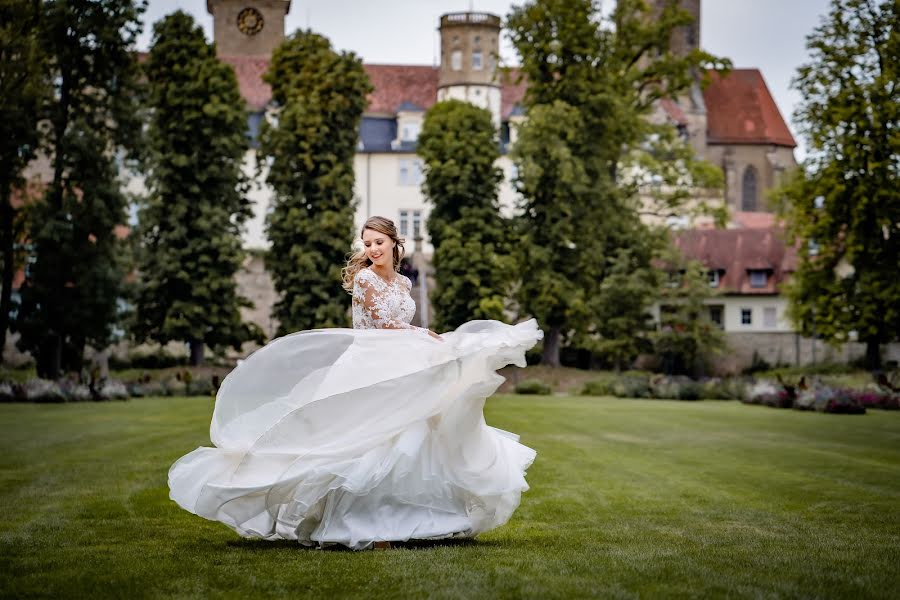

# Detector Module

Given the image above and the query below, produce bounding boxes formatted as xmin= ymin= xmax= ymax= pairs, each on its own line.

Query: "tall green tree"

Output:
xmin=16 ymin=0 xmax=145 ymax=378
xmin=259 ymin=30 xmax=371 ymax=334
xmin=132 ymin=11 xmax=260 ymax=366
xmin=773 ymin=0 xmax=899 ymax=368
xmin=0 ymin=0 xmax=47 ymax=358
xmin=506 ymin=0 xmax=728 ymax=366
xmin=653 ymin=253 xmax=726 ymax=376
xmin=417 ymin=99 xmax=511 ymax=330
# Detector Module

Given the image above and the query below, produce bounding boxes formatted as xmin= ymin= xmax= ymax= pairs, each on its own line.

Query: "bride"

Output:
xmin=168 ymin=216 xmax=543 ymax=550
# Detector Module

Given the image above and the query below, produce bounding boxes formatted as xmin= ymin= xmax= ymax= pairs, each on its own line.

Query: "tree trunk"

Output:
xmin=542 ymin=327 xmax=561 ymax=367
xmin=189 ymin=339 xmax=204 ymax=366
xmin=865 ymin=338 xmax=881 ymax=371
xmin=37 ymin=333 xmax=62 ymax=380
xmin=0 ymin=189 xmax=14 ymax=362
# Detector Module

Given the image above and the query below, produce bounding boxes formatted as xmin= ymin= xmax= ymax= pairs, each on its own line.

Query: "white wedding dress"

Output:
xmin=168 ymin=267 xmax=542 ymax=550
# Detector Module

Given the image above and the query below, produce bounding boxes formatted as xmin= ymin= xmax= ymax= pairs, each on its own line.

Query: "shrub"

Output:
xmin=0 ymin=382 xmax=16 ymax=403
xmin=581 ymin=377 xmax=616 ymax=397
xmin=698 ymin=378 xmax=742 ymax=400
xmin=515 ymin=380 xmax=552 ymax=395
xmin=186 ymin=377 xmax=215 ymax=397
xmin=742 ymin=380 xmax=791 ymax=408
xmin=20 ymin=379 xmax=66 ymax=403
xmin=612 ymin=374 xmax=651 ymax=398
xmin=847 ymin=389 xmax=899 ymax=410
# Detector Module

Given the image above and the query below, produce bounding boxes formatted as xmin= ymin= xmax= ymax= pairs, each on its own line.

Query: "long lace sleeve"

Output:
xmin=352 ymin=270 xmax=425 ymax=332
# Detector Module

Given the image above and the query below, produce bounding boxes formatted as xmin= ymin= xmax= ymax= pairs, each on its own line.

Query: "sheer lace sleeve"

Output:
xmin=353 ymin=270 xmax=424 ymax=332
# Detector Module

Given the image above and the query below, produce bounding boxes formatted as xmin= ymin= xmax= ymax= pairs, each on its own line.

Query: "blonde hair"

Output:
xmin=342 ymin=216 xmax=406 ymax=292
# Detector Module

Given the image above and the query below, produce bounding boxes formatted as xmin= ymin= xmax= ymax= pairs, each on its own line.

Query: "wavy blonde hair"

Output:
xmin=342 ymin=216 xmax=406 ymax=292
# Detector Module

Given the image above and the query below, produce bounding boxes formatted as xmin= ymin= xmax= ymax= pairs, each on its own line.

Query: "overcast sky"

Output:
xmin=137 ymin=0 xmax=834 ymax=160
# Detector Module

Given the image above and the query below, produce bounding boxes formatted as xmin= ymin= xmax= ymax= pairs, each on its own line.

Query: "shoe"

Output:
xmin=372 ymin=541 xmax=392 ymax=550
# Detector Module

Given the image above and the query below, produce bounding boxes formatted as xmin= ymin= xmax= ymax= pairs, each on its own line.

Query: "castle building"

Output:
xmin=204 ymin=0 xmax=824 ymax=364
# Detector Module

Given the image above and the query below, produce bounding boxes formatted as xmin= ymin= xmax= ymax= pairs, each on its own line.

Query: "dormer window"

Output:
xmin=401 ymin=122 xmax=420 ymax=142
xmin=748 ymin=269 xmax=768 ymax=288
xmin=708 ymin=270 xmax=720 ymax=288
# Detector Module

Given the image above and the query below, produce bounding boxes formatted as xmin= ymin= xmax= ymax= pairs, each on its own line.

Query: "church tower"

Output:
xmin=654 ymin=0 xmax=706 ymax=155
xmin=207 ymin=0 xmax=291 ymax=57
xmin=436 ymin=12 xmax=502 ymax=127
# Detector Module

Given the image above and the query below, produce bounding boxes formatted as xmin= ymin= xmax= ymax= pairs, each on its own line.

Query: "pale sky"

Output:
xmin=137 ymin=0 xmax=834 ymax=160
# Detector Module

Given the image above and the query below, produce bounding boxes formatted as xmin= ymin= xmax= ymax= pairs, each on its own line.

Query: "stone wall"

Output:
xmin=713 ymin=331 xmax=900 ymax=373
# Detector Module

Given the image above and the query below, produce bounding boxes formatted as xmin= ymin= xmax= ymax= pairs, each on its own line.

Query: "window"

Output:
xmin=709 ymin=305 xmax=724 ymax=329
xmin=742 ymin=165 xmax=758 ymax=211
xmin=748 ymin=270 xmax=768 ymax=288
xmin=708 ymin=270 xmax=720 ymax=288
xmin=401 ymin=122 xmax=420 ymax=142
xmin=808 ymin=239 xmax=820 ymax=256
xmin=398 ymin=159 xmax=423 ymax=186
xmin=451 ymin=51 xmax=462 ymax=71
xmin=472 ymin=51 xmax=483 ymax=70
xmin=741 ymin=308 xmax=752 ymax=325
xmin=399 ymin=209 xmax=422 ymax=239
xmin=763 ymin=307 xmax=777 ymax=329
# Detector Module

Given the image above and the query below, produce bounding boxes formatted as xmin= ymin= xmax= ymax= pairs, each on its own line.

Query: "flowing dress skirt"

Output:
xmin=168 ymin=319 xmax=542 ymax=550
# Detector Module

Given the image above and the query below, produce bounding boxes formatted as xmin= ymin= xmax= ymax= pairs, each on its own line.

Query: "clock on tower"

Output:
xmin=207 ymin=0 xmax=290 ymax=57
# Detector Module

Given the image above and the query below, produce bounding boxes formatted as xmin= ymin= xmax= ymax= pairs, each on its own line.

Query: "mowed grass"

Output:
xmin=1 ymin=396 xmax=899 ymax=599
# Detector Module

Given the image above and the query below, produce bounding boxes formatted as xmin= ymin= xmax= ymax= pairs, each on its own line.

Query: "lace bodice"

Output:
xmin=352 ymin=268 xmax=422 ymax=331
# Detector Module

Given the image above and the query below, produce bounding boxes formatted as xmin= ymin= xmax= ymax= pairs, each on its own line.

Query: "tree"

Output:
xmin=259 ymin=30 xmax=371 ymax=334
xmin=772 ymin=0 xmax=899 ymax=368
xmin=132 ymin=10 xmax=261 ymax=366
xmin=506 ymin=0 xmax=729 ymax=366
xmin=417 ymin=99 xmax=511 ymax=330
xmin=0 ymin=0 xmax=47 ymax=360
xmin=583 ymin=248 xmax=661 ymax=371
xmin=509 ymin=100 xmax=591 ymax=365
xmin=16 ymin=0 xmax=145 ymax=378
xmin=653 ymin=252 xmax=726 ymax=376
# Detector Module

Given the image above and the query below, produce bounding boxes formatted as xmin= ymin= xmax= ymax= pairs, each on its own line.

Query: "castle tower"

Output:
xmin=436 ymin=12 xmax=502 ymax=126
xmin=207 ymin=0 xmax=291 ymax=57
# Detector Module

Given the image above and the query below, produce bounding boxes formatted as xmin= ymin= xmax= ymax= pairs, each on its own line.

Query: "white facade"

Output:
xmin=437 ymin=86 xmax=503 ymax=128
xmin=650 ymin=295 xmax=792 ymax=334
xmin=352 ymin=151 xmax=521 ymax=255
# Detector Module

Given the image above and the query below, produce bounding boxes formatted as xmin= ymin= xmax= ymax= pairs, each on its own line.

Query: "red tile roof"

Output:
xmin=703 ymin=69 xmax=796 ymax=147
xmin=364 ymin=64 xmax=438 ymax=115
xmin=223 ymin=58 xmax=527 ymax=118
xmin=674 ymin=227 xmax=798 ymax=294
xmin=730 ymin=211 xmax=780 ymax=229
xmin=219 ymin=57 xmax=792 ymax=148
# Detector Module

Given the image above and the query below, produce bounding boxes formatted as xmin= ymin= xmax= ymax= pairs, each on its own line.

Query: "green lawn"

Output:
xmin=1 ymin=396 xmax=898 ymax=599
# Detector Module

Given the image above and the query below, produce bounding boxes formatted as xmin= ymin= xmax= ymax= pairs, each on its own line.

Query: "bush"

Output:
xmin=742 ymin=380 xmax=792 ymax=408
xmin=648 ymin=375 xmax=702 ymax=400
xmin=515 ymin=380 xmax=552 ymax=395
xmin=0 ymin=381 xmax=16 ymax=403
xmin=186 ymin=377 xmax=215 ymax=397
xmin=611 ymin=373 xmax=651 ymax=398
xmin=581 ymin=376 xmax=616 ymax=397
xmin=20 ymin=379 xmax=66 ymax=403
xmin=698 ymin=378 xmax=744 ymax=400
xmin=847 ymin=389 xmax=899 ymax=410
xmin=795 ymin=387 xmax=865 ymax=414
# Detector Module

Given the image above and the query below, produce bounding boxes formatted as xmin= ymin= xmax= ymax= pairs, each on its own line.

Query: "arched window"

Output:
xmin=742 ymin=166 xmax=758 ymax=211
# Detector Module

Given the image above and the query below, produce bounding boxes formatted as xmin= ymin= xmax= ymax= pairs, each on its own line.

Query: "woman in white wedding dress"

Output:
xmin=168 ymin=216 xmax=542 ymax=550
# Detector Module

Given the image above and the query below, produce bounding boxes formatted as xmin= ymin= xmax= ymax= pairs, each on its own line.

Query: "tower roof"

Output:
xmin=703 ymin=69 xmax=796 ymax=147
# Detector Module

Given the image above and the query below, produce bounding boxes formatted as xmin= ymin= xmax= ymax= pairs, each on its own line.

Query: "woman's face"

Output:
xmin=362 ymin=228 xmax=393 ymax=268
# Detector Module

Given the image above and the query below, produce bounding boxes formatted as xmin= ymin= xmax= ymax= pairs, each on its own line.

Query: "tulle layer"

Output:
xmin=168 ymin=319 xmax=542 ymax=550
